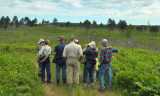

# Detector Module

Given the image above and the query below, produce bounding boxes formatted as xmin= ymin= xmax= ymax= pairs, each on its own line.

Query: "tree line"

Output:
xmin=0 ymin=16 xmax=159 ymax=36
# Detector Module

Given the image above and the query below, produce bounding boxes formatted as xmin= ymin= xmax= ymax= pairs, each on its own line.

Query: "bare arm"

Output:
xmin=83 ymin=44 xmax=88 ymax=52
xmin=112 ymin=50 xmax=120 ymax=59
xmin=41 ymin=54 xmax=50 ymax=63
xmin=53 ymin=52 xmax=56 ymax=55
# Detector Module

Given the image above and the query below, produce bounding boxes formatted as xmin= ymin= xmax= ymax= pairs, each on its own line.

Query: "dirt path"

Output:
xmin=18 ymin=51 xmax=121 ymax=96
xmin=33 ymin=62 xmax=55 ymax=96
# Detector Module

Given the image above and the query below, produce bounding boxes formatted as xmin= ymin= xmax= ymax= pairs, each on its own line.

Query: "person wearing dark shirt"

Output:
xmin=83 ymin=42 xmax=98 ymax=89
xmin=98 ymin=39 xmax=120 ymax=92
xmin=53 ymin=36 xmax=66 ymax=86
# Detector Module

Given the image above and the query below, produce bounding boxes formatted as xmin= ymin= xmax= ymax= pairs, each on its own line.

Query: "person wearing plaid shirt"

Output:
xmin=98 ymin=39 xmax=120 ymax=92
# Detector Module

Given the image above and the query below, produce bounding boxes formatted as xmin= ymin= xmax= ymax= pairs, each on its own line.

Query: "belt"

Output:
xmin=67 ymin=57 xmax=78 ymax=59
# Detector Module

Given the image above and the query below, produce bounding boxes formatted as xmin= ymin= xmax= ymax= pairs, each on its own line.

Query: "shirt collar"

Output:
xmin=70 ymin=41 xmax=75 ymax=43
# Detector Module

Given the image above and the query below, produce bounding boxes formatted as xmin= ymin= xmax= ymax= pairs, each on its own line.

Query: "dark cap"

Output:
xmin=59 ymin=36 xmax=65 ymax=41
xmin=70 ymin=35 xmax=75 ymax=41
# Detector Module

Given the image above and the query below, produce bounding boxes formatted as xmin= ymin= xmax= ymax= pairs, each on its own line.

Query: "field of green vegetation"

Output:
xmin=0 ymin=45 xmax=44 ymax=96
xmin=0 ymin=26 xmax=160 ymax=96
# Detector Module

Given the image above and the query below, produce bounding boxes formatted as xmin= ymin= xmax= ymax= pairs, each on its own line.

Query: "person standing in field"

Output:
xmin=74 ymin=39 xmax=82 ymax=77
xmin=98 ymin=39 xmax=120 ymax=92
xmin=39 ymin=39 xmax=52 ymax=84
xmin=37 ymin=39 xmax=45 ymax=77
xmin=63 ymin=35 xmax=83 ymax=89
xmin=83 ymin=41 xmax=98 ymax=89
xmin=93 ymin=47 xmax=100 ymax=83
xmin=53 ymin=36 xmax=66 ymax=86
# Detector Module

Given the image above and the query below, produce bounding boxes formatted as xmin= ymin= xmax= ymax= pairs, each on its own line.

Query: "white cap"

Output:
xmin=102 ymin=39 xmax=108 ymax=44
xmin=38 ymin=39 xmax=44 ymax=44
xmin=88 ymin=41 xmax=96 ymax=49
xmin=75 ymin=39 xmax=79 ymax=43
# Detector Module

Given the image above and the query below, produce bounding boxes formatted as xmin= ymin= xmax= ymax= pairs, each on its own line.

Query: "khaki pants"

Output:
xmin=66 ymin=58 xmax=80 ymax=84
xmin=79 ymin=65 xmax=81 ymax=76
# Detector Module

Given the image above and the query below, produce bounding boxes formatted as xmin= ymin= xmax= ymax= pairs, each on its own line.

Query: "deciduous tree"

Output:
xmin=107 ymin=18 xmax=116 ymax=36
xmin=66 ymin=21 xmax=70 ymax=27
xmin=53 ymin=18 xmax=58 ymax=27
xmin=118 ymin=20 xmax=127 ymax=37
xmin=83 ymin=20 xmax=91 ymax=34
xmin=4 ymin=16 xmax=10 ymax=30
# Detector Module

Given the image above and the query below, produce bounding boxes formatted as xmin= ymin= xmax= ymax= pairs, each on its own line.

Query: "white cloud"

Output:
xmin=0 ymin=0 xmax=160 ymax=24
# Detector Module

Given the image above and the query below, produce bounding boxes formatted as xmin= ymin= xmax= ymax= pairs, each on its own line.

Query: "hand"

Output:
xmin=41 ymin=59 xmax=45 ymax=63
xmin=112 ymin=56 xmax=115 ymax=60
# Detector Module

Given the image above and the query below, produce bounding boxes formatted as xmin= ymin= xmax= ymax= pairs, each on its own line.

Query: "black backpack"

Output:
xmin=86 ymin=49 xmax=98 ymax=65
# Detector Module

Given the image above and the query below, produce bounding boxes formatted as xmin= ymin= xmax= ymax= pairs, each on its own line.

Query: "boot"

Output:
xmin=90 ymin=83 xmax=95 ymax=89
xmin=83 ymin=83 xmax=87 ymax=89
xmin=55 ymin=79 xmax=60 ymax=86
xmin=63 ymin=79 xmax=66 ymax=86
xmin=68 ymin=84 xmax=72 ymax=89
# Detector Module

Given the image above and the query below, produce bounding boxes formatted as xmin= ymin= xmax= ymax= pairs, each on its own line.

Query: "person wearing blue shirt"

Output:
xmin=53 ymin=36 xmax=66 ymax=86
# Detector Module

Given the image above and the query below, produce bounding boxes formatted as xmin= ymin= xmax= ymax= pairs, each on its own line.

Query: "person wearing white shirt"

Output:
xmin=39 ymin=39 xmax=52 ymax=84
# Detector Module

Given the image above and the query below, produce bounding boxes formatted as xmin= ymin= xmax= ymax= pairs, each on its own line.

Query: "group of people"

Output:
xmin=37 ymin=35 xmax=120 ymax=92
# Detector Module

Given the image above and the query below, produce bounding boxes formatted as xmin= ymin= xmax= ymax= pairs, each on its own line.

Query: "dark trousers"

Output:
xmin=41 ymin=60 xmax=51 ymax=83
xmin=83 ymin=63 xmax=95 ymax=84
xmin=37 ymin=59 xmax=42 ymax=72
xmin=56 ymin=64 xmax=66 ymax=81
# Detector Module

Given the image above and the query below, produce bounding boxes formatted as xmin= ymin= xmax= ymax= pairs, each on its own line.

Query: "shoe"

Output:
xmin=68 ymin=84 xmax=72 ymax=89
xmin=90 ymin=83 xmax=95 ymax=89
xmin=83 ymin=83 xmax=87 ymax=89
xmin=62 ymin=83 xmax=66 ymax=86
xmin=105 ymin=86 xmax=111 ymax=91
xmin=55 ymin=82 xmax=60 ymax=86
xmin=41 ymin=81 xmax=46 ymax=84
xmin=56 ymin=79 xmax=60 ymax=86
xmin=47 ymin=81 xmax=52 ymax=84
xmin=63 ymin=79 xmax=66 ymax=84
xmin=75 ymin=84 xmax=78 ymax=88
xmin=98 ymin=88 xmax=106 ymax=92
xmin=38 ymin=73 xmax=41 ymax=77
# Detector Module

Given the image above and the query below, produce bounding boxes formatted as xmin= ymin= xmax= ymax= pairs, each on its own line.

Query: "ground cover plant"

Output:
xmin=0 ymin=45 xmax=44 ymax=96
xmin=0 ymin=26 xmax=160 ymax=96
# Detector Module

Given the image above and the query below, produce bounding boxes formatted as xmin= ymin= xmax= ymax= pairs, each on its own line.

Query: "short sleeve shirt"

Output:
xmin=63 ymin=41 xmax=83 ymax=59
xmin=39 ymin=45 xmax=51 ymax=57
xmin=54 ymin=43 xmax=66 ymax=59
xmin=100 ymin=45 xmax=119 ymax=63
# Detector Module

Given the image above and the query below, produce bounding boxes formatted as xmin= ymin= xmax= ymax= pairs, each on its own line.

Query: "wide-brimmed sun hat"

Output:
xmin=38 ymin=39 xmax=44 ymax=44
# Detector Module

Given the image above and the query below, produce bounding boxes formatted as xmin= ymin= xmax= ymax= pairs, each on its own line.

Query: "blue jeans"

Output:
xmin=56 ymin=64 xmax=66 ymax=80
xmin=41 ymin=60 xmax=51 ymax=83
xmin=99 ymin=63 xmax=111 ymax=89
xmin=83 ymin=63 xmax=95 ymax=84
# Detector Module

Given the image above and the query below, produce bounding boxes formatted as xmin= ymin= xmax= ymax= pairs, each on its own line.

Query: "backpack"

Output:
xmin=86 ymin=49 xmax=98 ymax=65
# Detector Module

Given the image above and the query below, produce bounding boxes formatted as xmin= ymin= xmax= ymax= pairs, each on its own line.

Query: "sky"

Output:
xmin=0 ymin=0 xmax=160 ymax=25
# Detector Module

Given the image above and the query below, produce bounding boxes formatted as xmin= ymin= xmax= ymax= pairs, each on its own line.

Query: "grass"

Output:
xmin=0 ymin=26 xmax=160 ymax=96
xmin=18 ymin=49 xmax=121 ymax=96
xmin=0 ymin=45 xmax=45 ymax=96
